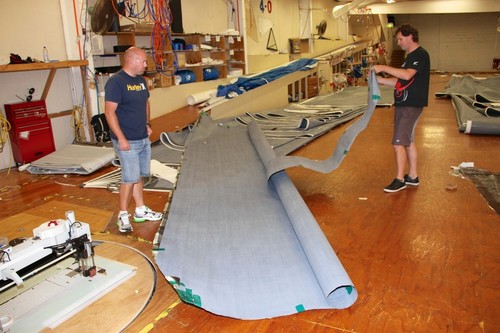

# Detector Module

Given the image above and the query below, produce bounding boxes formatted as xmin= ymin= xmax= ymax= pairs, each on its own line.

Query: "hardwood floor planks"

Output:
xmin=1 ymin=73 xmax=499 ymax=332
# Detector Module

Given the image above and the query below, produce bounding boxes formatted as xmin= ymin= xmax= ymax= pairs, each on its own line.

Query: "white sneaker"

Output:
xmin=133 ymin=206 xmax=163 ymax=222
xmin=117 ymin=213 xmax=133 ymax=233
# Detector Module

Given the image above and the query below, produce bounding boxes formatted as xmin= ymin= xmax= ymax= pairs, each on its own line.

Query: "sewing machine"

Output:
xmin=0 ymin=211 xmax=95 ymax=291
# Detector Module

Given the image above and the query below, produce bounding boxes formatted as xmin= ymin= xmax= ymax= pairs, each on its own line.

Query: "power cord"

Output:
xmin=0 ymin=113 xmax=11 ymax=153
xmin=71 ymin=105 xmax=85 ymax=143
xmin=0 ymin=113 xmax=14 ymax=175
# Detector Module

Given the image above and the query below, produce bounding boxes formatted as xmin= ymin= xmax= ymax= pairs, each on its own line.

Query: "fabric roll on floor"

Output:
xmin=187 ymin=89 xmax=217 ymax=105
xmin=155 ymin=70 xmax=381 ymax=319
xmin=435 ymin=74 xmax=500 ymax=135
xmin=465 ymin=120 xmax=500 ymax=135
xmin=155 ymin=114 xmax=358 ymax=319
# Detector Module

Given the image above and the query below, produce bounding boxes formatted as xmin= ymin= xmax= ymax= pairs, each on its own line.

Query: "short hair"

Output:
xmin=396 ymin=24 xmax=419 ymax=42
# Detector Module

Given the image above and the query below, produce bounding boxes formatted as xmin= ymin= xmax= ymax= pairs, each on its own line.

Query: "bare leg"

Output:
xmin=119 ymin=182 xmax=134 ymax=211
xmin=132 ymin=178 xmax=145 ymax=209
xmin=394 ymin=145 xmax=407 ymax=180
xmin=406 ymin=142 xmax=418 ymax=179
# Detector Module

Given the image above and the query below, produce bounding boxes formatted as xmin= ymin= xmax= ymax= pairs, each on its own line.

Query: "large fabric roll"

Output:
xmin=155 ymin=70 xmax=380 ymax=319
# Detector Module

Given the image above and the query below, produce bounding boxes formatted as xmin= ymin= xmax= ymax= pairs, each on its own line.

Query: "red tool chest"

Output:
xmin=4 ymin=100 xmax=55 ymax=164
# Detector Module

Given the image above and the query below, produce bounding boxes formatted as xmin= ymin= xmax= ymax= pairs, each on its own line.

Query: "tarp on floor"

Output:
xmin=435 ymin=74 xmax=500 ymax=135
xmin=26 ymin=144 xmax=115 ymax=175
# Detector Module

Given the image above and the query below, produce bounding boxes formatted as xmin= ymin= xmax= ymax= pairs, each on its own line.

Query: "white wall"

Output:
xmin=243 ymin=0 xmax=300 ymax=55
xmin=181 ymin=0 xmax=231 ymax=34
xmin=392 ymin=13 xmax=500 ymax=72
xmin=370 ymin=0 xmax=500 ymax=15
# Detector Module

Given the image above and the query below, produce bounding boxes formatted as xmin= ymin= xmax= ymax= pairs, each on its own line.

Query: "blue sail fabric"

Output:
xmin=217 ymin=58 xmax=318 ymax=98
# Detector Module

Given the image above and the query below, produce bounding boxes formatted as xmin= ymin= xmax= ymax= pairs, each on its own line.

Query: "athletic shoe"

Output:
xmin=117 ymin=213 xmax=133 ymax=233
xmin=133 ymin=206 xmax=163 ymax=222
xmin=384 ymin=178 xmax=406 ymax=193
xmin=404 ymin=174 xmax=420 ymax=186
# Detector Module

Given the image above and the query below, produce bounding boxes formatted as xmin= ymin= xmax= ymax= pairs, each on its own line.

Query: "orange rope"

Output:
xmin=72 ymin=0 xmax=83 ymax=59
xmin=150 ymin=0 xmax=173 ymax=70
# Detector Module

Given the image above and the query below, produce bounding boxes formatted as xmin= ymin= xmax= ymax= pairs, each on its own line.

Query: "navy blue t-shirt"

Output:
xmin=394 ymin=46 xmax=430 ymax=107
xmin=104 ymin=70 xmax=150 ymax=140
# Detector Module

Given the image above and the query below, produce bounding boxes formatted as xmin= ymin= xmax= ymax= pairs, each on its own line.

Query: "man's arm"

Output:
xmin=373 ymin=64 xmax=417 ymax=85
xmin=145 ymin=100 xmax=152 ymax=137
xmin=105 ymin=101 xmax=130 ymax=150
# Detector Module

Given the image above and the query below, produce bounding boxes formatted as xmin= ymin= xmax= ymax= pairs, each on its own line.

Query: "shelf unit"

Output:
xmin=165 ymin=33 xmax=246 ymax=84
xmin=226 ymin=35 xmax=246 ymax=77
xmin=93 ymin=31 xmax=246 ymax=89
xmin=331 ymin=49 xmax=366 ymax=87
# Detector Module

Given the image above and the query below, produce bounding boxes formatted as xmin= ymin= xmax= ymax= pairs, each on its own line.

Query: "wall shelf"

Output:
xmin=0 ymin=60 xmax=93 ymax=140
xmin=93 ymin=31 xmax=245 ymax=88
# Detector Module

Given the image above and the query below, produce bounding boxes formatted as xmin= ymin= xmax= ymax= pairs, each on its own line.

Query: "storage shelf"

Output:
xmin=92 ymin=31 xmax=245 ymax=88
xmin=0 ymin=60 xmax=88 ymax=73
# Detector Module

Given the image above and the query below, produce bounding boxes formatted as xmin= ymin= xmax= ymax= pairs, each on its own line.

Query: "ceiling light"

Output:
xmin=386 ymin=0 xmax=395 ymax=3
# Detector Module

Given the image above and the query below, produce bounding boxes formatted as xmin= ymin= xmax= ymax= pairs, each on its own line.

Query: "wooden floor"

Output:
xmin=1 ymin=74 xmax=499 ymax=332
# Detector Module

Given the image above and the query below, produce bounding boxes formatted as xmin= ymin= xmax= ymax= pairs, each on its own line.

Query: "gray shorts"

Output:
xmin=393 ymin=106 xmax=423 ymax=146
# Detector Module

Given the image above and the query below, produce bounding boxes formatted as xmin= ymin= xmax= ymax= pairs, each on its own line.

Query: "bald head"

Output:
xmin=123 ymin=47 xmax=147 ymax=76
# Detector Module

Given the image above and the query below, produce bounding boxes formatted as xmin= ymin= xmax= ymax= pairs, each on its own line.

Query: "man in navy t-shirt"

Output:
xmin=373 ymin=24 xmax=430 ymax=193
xmin=105 ymin=47 xmax=163 ymax=232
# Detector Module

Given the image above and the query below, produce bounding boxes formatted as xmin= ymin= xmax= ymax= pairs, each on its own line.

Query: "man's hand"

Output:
xmin=373 ymin=65 xmax=385 ymax=74
xmin=118 ymin=138 xmax=130 ymax=151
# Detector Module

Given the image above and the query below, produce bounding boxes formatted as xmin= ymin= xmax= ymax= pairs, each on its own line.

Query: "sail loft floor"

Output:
xmin=0 ymin=73 xmax=499 ymax=332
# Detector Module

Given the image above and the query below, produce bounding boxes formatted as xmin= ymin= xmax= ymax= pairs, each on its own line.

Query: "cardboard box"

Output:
xmin=146 ymin=55 xmax=157 ymax=71
xmin=289 ymin=38 xmax=309 ymax=54
xmin=143 ymin=75 xmax=155 ymax=90
xmin=152 ymin=72 xmax=172 ymax=88
xmin=176 ymin=53 xmax=186 ymax=67
xmin=307 ymin=76 xmax=319 ymax=98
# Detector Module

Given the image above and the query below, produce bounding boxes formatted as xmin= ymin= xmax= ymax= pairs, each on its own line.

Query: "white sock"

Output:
xmin=119 ymin=210 xmax=128 ymax=217
xmin=135 ymin=205 xmax=147 ymax=214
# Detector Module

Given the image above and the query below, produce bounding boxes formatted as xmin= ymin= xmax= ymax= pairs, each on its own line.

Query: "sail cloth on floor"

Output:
xmin=460 ymin=167 xmax=500 ymax=214
xmin=251 ymin=71 xmax=380 ymax=179
xmin=26 ymin=144 xmax=115 ymax=175
xmin=155 ymin=70 xmax=380 ymax=319
xmin=435 ymin=74 xmax=500 ymax=135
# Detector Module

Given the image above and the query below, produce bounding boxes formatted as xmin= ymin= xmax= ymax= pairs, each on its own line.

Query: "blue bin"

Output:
xmin=203 ymin=67 xmax=220 ymax=81
xmin=175 ymin=70 xmax=196 ymax=84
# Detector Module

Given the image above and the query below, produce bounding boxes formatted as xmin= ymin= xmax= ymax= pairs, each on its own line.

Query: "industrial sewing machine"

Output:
xmin=0 ymin=211 xmax=95 ymax=292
